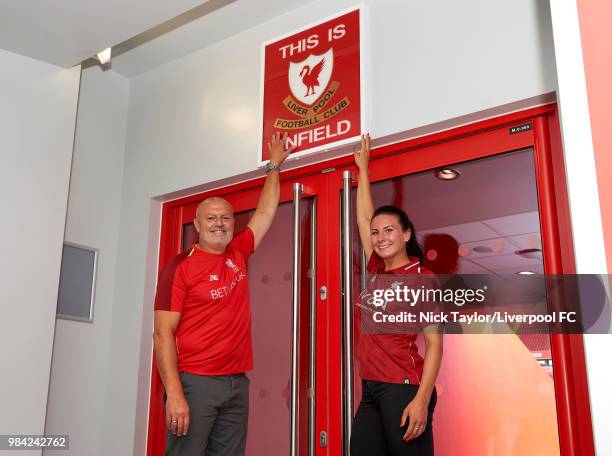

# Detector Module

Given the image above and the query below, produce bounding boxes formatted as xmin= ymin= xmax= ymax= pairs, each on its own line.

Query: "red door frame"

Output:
xmin=147 ymin=174 xmax=334 ymax=456
xmin=147 ymin=104 xmax=595 ymax=456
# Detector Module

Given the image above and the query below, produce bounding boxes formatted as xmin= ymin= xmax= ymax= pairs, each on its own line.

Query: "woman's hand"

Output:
xmin=353 ymin=133 xmax=371 ymax=172
xmin=400 ymin=395 xmax=429 ymax=442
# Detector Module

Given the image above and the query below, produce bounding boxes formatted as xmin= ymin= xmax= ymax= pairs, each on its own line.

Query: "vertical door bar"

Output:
xmin=309 ymin=199 xmax=317 ymax=456
xmin=360 ymin=249 xmax=367 ymax=292
xmin=291 ymin=183 xmax=303 ymax=456
xmin=342 ymin=171 xmax=354 ymax=454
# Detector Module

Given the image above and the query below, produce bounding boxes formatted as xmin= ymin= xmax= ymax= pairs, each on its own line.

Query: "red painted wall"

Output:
xmin=577 ymin=0 xmax=612 ymax=271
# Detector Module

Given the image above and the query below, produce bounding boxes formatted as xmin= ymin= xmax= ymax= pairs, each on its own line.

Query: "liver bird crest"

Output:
xmin=299 ymin=58 xmax=325 ymax=97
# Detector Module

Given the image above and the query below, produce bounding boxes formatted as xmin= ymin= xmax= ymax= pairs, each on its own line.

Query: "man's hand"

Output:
xmin=267 ymin=132 xmax=295 ymax=166
xmin=166 ymin=391 xmax=190 ymax=436
xmin=353 ymin=133 xmax=371 ymax=172
xmin=248 ymin=132 xmax=295 ymax=248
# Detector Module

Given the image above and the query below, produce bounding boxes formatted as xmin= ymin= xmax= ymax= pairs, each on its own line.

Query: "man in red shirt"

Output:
xmin=153 ymin=133 xmax=295 ymax=456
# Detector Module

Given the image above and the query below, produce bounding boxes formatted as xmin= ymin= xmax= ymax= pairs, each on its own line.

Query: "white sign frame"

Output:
xmin=258 ymin=4 xmax=368 ymax=167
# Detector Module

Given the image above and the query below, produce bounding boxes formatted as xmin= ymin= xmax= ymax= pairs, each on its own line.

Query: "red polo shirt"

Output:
xmin=154 ymin=228 xmax=254 ymax=375
xmin=356 ymin=252 xmax=433 ymax=385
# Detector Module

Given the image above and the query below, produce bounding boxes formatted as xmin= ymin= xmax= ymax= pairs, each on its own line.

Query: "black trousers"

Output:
xmin=350 ymin=380 xmax=437 ymax=456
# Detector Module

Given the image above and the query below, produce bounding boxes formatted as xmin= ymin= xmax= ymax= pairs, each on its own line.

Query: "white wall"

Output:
xmin=97 ymin=0 xmax=558 ymax=453
xmin=548 ymin=1 xmax=611 ymax=454
xmin=0 ymin=49 xmax=80 ymax=454
xmin=44 ymin=65 xmax=129 ymax=456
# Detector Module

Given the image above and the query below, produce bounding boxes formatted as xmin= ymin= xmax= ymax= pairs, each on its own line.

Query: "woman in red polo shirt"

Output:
xmin=350 ymin=134 xmax=443 ymax=456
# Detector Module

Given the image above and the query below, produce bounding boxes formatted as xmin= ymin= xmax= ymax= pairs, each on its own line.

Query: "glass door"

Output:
xmin=348 ymin=148 xmax=560 ymax=455
xmin=336 ymin=112 xmax=593 ymax=456
xmin=148 ymin=106 xmax=594 ymax=456
xmin=148 ymin=175 xmax=326 ymax=456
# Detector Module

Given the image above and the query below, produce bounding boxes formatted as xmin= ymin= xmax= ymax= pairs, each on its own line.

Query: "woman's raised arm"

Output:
xmin=354 ymin=133 xmax=374 ymax=260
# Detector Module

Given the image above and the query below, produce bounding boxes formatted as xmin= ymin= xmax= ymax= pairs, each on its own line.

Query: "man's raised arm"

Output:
xmin=248 ymin=132 xmax=295 ymax=249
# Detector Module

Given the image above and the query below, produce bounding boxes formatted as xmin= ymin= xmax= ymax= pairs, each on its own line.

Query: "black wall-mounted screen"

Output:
xmin=56 ymin=243 xmax=97 ymax=322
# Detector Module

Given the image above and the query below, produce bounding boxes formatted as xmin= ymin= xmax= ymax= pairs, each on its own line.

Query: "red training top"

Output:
xmin=154 ymin=228 xmax=254 ymax=375
xmin=356 ymin=252 xmax=433 ymax=385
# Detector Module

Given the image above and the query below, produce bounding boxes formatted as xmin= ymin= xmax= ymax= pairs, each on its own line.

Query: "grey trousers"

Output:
xmin=165 ymin=372 xmax=249 ymax=456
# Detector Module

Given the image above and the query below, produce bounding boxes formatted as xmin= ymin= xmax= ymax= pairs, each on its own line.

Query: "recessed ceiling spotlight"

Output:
xmin=96 ymin=47 xmax=112 ymax=65
xmin=517 ymin=270 xmax=536 ymax=275
xmin=515 ymin=248 xmax=542 ymax=259
xmin=434 ymin=168 xmax=460 ymax=181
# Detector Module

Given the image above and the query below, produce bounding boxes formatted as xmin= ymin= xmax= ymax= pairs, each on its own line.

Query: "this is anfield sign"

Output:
xmin=260 ymin=8 xmax=363 ymax=163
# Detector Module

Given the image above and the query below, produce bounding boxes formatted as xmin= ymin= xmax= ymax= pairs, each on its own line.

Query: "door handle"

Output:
xmin=342 ymin=171 xmax=354 ymax=455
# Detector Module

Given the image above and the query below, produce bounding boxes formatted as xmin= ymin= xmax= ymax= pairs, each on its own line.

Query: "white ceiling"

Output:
xmin=0 ymin=0 xmax=206 ymax=67
xmin=0 ymin=0 xmax=318 ymax=76
xmin=370 ymin=148 xmax=545 ymax=275
xmin=112 ymin=0 xmax=319 ymax=77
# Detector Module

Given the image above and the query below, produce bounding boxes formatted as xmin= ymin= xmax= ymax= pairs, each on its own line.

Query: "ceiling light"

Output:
xmin=517 ymin=271 xmax=536 ymax=275
xmin=434 ymin=168 xmax=460 ymax=181
xmin=96 ymin=48 xmax=111 ymax=65
xmin=515 ymin=248 xmax=542 ymax=259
